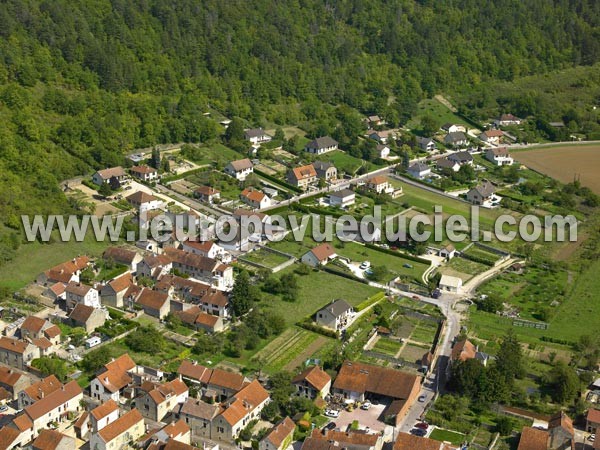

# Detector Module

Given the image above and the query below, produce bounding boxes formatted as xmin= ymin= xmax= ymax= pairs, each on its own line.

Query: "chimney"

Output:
xmin=39 ymin=387 xmax=44 ymax=398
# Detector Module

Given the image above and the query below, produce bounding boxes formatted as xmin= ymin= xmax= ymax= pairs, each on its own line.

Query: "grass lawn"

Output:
xmin=99 ymin=336 xmax=188 ymax=369
xmin=182 ymin=143 xmax=242 ymax=166
xmin=239 ymin=249 xmax=292 ymax=269
xmin=410 ymin=322 xmax=438 ymax=345
xmin=372 ymin=337 xmax=402 ymax=356
xmin=186 ymin=170 xmax=243 ymax=201
xmin=428 ymin=428 xmax=466 ymax=446
xmin=0 ymin=230 xmax=112 ymax=291
xmin=443 ymin=257 xmax=490 ymax=276
xmin=406 ymin=98 xmax=471 ymax=132
xmin=261 ymin=266 xmax=382 ymax=325
xmin=316 ymin=150 xmax=381 ymax=175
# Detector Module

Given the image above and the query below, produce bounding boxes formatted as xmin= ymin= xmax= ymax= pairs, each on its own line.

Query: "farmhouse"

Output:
xmin=131 ymin=164 xmax=158 ymax=182
xmin=439 ymin=274 xmax=463 ymax=293
xmin=485 ymin=147 xmax=514 ymax=166
xmin=245 ymin=128 xmax=272 ymax=145
xmin=312 ymin=161 xmax=337 ymax=181
xmin=316 ymin=299 xmax=355 ymax=331
xmin=329 ymin=189 xmax=355 ymax=208
xmin=224 ymin=159 xmax=254 ymax=181
xmin=301 ymin=243 xmax=337 ymax=267
xmin=305 ymin=136 xmax=338 ymax=155
xmin=292 ymin=365 xmax=331 ymax=399
xmin=287 ymin=164 xmax=317 ymax=190
xmin=407 ymin=162 xmax=431 ymax=179
xmin=479 ymin=129 xmax=504 ymax=145
xmin=194 ymin=186 xmax=221 ymax=204
xmin=173 ymin=306 xmax=225 ymax=333
xmin=466 ymin=181 xmax=496 ymax=205
xmin=240 ymin=188 xmax=271 ymax=209
xmin=92 ymin=167 xmax=128 ymax=186
xmin=444 ymin=132 xmax=468 ymax=147
xmin=0 ymin=366 xmax=29 ymax=401
xmin=175 ymin=398 xmax=220 ymax=439
xmin=416 ymin=137 xmax=436 ymax=152
xmin=259 ymin=417 xmax=296 ymax=450
xmin=137 ymin=254 xmax=172 ymax=279
xmin=332 ymin=361 xmax=421 ymax=424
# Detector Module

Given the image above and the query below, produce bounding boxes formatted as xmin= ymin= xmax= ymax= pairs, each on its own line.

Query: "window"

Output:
xmin=217 ymin=427 xmax=224 ymax=433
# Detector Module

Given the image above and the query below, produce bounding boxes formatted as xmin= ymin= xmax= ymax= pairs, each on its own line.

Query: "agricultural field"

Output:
xmin=252 ymin=327 xmax=329 ymax=373
xmin=239 ymin=248 xmax=293 ymax=269
xmin=441 ymin=257 xmax=490 ymax=281
xmin=513 ymin=144 xmax=600 ymax=194
xmin=372 ymin=338 xmax=402 ymax=356
xmin=461 ymin=245 xmax=502 ymax=265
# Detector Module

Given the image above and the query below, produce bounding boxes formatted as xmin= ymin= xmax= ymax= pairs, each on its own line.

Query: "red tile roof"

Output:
xmin=195 ymin=186 xmax=220 ymax=196
xmin=451 ymin=338 xmax=477 ymax=362
xmin=98 ymin=408 xmax=144 ymax=443
xmin=0 ymin=366 xmax=24 ymax=387
xmin=24 ymin=380 xmax=82 ymax=420
xmin=65 ymin=281 xmax=93 ymax=297
xmin=394 ymin=432 xmax=448 ymax=450
xmin=43 ymin=325 xmax=61 ymax=339
xmin=136 ymin=288 xmax=169 ymax=311
xmin=588 ymin=408 xmax=600 ymax=424
xmin=291 ymin=165 xmax=317 ymax=181
xmin=21 ymin=316 xmax=47 ymax=334
xmin=516 ymin=427 xmax=549 ymax=450
xmin=241 ymin=188 xmax=267 ymax=203
xmin=292 ymin=366 xmax=331 ymax=392
xmin=220 ymin=380 xmax=269 ymax=426
xmin=131 ymin=164 xmax=157 ymax=174
xmin=309 ymin=243 xmax=336 ymax=262
xmin=263 ymin=417 xmax=295 ymax=448
xmin=103 ymin=247 xmax=139 ymax=265
xmin=90 ymin=399 xmax=119 ymax=421
xmin=0 ymin=426 xmax=21 ymax=450
xmin=23 ymin=375 xmax=62 ymax=402
xmin=68 ymin=303 xmax=96 ymax=323
xmin=32 ymin=429 xmax=71 ymax=450
xmin=209 ymin=369 xmax=247 ymax=392
xmin=177 ymin=360 xmax=212 ymax=383
xmin=0 ymin=337 xmax=31 ymax=355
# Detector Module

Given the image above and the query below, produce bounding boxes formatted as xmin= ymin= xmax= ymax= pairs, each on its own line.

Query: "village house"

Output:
xmin=200 ymin=290 xmax=230 ymax=318
xmin=245 ymin=128 xmax=272 ymax=145
xmin=366 ymin=115 xmax=385 ymax=127
xmin=240 ymin=188 xmax=271 ymax=209
xmin=17 ymin=380 xmax=83 ymax=440
xmin=31 ymin=429 xmax=76 ymax=450
xmin=394 ymin=432 xmax=455 ymax=450
xmin=90 ymin=400 xmax=120 ymax=433
xmin=287 ymin=164 xmax=318 ymax=190
xmin=259 ymin=417 xmax=296 ymax=450
xmin=65 ymin=281 xmax=100 ymax=310
xmin=442 ymin=123 xmax=466 ymax=134
xmin=175 ymin=398 xmax=220 ymax=439
xmin=439 ymin=274 xmax=463 ymax=293
xmin=174 ymin=306 xmax=225 ymax=333
xmin=367 ymin=129 xmax=396 ymax=144
xmin=479 ymin=129 xmax=504 ymax=145
xmin=332 ymin=361 xmax=421 ymax=425
xmin=485 ymin=147 xmax=514 ymax=166
xmin=103 ymin=247 xmax=142 ymax=272
xmin=407 ymin=162 xmax=431 ymax=179
xmin=37 ymin=256 xmax=89 ymax=286
xmin=305 ymin=136 xmax=338 ymax=155
xmin=126 ymin=191 xmax=164 ymax=213
xmin=92 ymin=167 xmax=128 ymax=186
xmin=176 ymin=361 xmax=249 ymax=402
xmin=329 ymin=189 xmax=355 ymax=208
xmin=304 ymin=428 xmax=383 ymax=450
xmin=140 ymin=420 xmax=191 ymax=447
xmin=292 ymin=365 xmax=331 ymax=399
xmin=194 ymin=186 xmax=221 ymax=204
xmin=20 ymin=316 xmax=61 ymax=346
xmin=416 ymin=136 xmax=436 ymax=152
xmin=436 ymin=157 xmax=460 ymax=172
xmin=44 ymin=282 xmax=67 ymax=302
xmin=448 ymin=151 xmax=474 ymax=166
xmin=451 ymin=338 xmax=477 ymax=364
xmin=224 ymin=159 xmax=254 ymax=181
xmin=516 ymin=411 xmax=574 ymax=450
xmin=466 ymin=181 xmax=496 ymax=205
xmin=90 ymin=354 xmax=137 ymax=402
xmin=0 ymin=337 xmax=40 ymax=370
xmin=131 ymin=164 xmax=159 ymax=182
xmin=312 ymin=161 xmax=337 ymax=181
xmin=494 ymin=114 xmax=522 ymax=127
xmin=182 ymin=240 xmax=227 ymax=261
xmin=68 ymin=304 xmax=109 ymax=333
xmin=18 ymin=375 xmax=62 ymax=409
xmin=0 ymin=366 xmax=30 ymax=401
xmin=365 ymin=175 xmax=394 ymax=195
xmin=137 ymin=254 xmax=173 ymax=280
xmin=100 ymin=272 xmax=134 ymax=308
xmin=155 ymin=274 xmax=210 ymax=303
xmin=301 ymin=243 xmax=337 ymax=267
xmin=135 ymin=288 xmax=170 ymax=319
xmin=177 ymin=360 xmax=212 ymax=386
xmin=163 ymin=248 xmax=234 ymax=290
xmin=212 ymin=380 xmax=270 ymax=441
xmin=89 ymin=408 xmax=145 ymax=450
xmin=376 ymin=144 xmax=391 ymax=159
xmin=136 ymin=378 xmax=189 ymax=421
xmin=316 ymin=299 xmax=355 ymax=332
xmin=587 ymin=408 xmax=600 ymax=433
xmin=444 ymin=131 xmax=469 ymax=147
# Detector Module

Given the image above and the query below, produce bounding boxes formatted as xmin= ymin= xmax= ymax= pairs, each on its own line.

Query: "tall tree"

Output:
xmin=494 ymin=330 xmax=525 ymax=382
xmin=150 ymin=147 xmax=161 ymax=169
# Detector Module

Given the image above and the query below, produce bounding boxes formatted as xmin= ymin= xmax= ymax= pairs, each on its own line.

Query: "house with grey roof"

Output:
xmin=244 ymin=128 xmax=272 ymax=145
xmin=416 ymin=137 xmax=436 ymax=152
xmin=407 ymin=162 xmax=431 ymax=179
xmin=466 ymin=181 xmax=496 ymax=205
xmin=316 ymin=299 xmax=355 ymax=332
xmin=444 ymin=131 xmax=469 ymax=147
xmin=305 ymin=136 xmax=338 ymax=155
xmin=312 ymin=161 xmax=337 ymax=180
xmin=448 ymin=151 xmax=474 ymax=166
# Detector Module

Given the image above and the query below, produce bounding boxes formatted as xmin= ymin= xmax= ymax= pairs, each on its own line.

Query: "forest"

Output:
xmin=0 ymin=0 xmax=599 ymax=262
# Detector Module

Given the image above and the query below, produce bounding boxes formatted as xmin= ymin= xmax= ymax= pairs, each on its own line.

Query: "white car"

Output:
xmin=359 ymin=261 xmax=371 ymax=270
xmin=325 ymin=409 xmax=340 ymax=418
xmin=361 ymin=401 xmax=372 ymax=410
xmin=589 ymin=434 xmax=596 ymax=442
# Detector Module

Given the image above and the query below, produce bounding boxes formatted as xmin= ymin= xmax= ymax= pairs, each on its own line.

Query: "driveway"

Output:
xmin=331 ymin=403 xmax=388 ymax=432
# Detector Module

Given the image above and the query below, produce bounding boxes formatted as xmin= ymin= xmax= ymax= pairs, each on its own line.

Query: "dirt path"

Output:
xmin=434 ymin=94 xmax=458 ymax=112
xmin=283 ymin=336 xmax=328 ymax=371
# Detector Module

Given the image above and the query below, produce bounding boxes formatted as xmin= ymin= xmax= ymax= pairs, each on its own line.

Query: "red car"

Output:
xmin=415 ymin=422 xmax=428 ymax=430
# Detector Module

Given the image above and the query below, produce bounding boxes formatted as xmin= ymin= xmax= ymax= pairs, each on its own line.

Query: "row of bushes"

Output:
xmin=355 ymin=292 xmax=386 ymax=312
xmin=459 ymin=252 xmax=495 ymax=267
xmin=254 ymin=168 xmax=302 ymax=193
xmin=540 ymin=336 xmax=575 ymax=346
xmin=292 ymin=203 xmax=346 ymax=218
xmin=298 ymin=319 xmax=339 ymax=339
xmin=319 ymin=265 xmax=368 ymax=284
xmin=363 ymin=243 xmax=430 ymax=265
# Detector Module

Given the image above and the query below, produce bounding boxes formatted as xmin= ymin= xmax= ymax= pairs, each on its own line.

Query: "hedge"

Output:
xmin=459 ymin=253 xmax=495 ymax=267
xmin=254 ymin=168 xmax=302 ymax=193
xmin=292 ymin=203 xmax=346 ymax=218
xmin=298 ymin=320 xmax=339 ymax=339
xmin=355 ymin=292 xmax=386 ymax=312
xmin=363 ymin=243 xmax=430 ymax=264
xmin=319 ymin=265 xmax=369 ymax=284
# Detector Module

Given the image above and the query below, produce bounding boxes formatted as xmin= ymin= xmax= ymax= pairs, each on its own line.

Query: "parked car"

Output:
xmin=418 ymin=395 xmax=427 ymax=403
xmin=324 ymin=422 xmax=337 ymax=431
xmin=0 ymin=406 xmax=8 ymax=412
xmin=589 ymin=434 xmax=596 ymax=442
xmin=361 ymin=401 xmax=372 ymax=410
xmin=325 ymin=409 xmax=340 ymax=418
xmin=415 ymin=422 xmax=428 ymax=430
xmin=359 ymin=261 xmax=371 ymax=270
xmin=403 ymin=263 xmax=413 ymax=268
xmin=411 ymin=428 xmax=427 ymax=437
